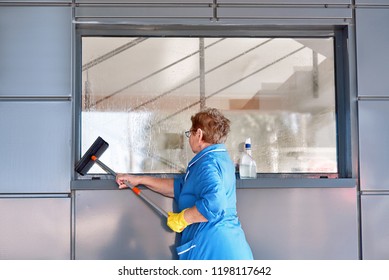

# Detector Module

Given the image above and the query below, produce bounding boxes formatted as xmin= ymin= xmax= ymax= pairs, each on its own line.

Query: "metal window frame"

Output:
xmin=72 ymin=24 xmax=353 ymax=189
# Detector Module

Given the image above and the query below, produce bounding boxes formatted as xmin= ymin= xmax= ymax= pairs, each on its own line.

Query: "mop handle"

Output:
xmin=91 ymin=156 xmax=169 ymax=218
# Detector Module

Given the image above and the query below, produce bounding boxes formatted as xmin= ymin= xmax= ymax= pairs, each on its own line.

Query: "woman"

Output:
xmin=116 ymin=108 xmax=253 ymax=260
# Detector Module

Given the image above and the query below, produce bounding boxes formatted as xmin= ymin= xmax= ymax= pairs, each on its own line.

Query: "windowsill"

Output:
xmin=237 ymin=177 xmax=356 ymax=189
xmin=71 ymin=175 xmax=356 ymax=190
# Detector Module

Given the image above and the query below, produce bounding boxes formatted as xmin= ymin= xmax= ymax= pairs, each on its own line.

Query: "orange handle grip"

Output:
xmin=132 ymin=186 xmax=141 ymax=195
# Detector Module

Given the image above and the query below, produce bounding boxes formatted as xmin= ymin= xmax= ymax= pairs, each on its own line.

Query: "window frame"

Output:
xmin=72 ymin=25 xmax=352 ymax=188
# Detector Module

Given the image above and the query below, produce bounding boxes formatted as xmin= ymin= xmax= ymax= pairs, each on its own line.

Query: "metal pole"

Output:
xmin=199 ymin=38 xmax=206 ymax=109
xmin=94 ymin=158 xmax=169 ymax=219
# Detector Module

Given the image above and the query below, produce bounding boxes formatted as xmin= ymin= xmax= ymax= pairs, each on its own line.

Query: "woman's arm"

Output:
xmin=184 ymin=205 xmax=208 ymax=223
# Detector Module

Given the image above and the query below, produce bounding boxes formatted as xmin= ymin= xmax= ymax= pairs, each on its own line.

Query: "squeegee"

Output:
xmin=75 ymin=136 xmax=168 ymax=218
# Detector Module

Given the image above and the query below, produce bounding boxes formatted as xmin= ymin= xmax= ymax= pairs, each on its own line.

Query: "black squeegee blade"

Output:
xmin=75 ymin=136 xmax=109 ymax=175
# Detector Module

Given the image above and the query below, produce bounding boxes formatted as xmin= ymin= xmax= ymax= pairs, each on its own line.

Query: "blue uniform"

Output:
xmin=173 ymin=144 xmax=253 ymax=260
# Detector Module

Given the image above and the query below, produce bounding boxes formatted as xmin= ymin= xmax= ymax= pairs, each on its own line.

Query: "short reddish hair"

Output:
xmin=190 ymin=108 xmax=230 ymax=144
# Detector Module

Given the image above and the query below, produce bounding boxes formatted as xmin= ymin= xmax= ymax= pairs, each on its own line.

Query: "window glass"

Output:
xmin=81 ymin=37 xmax=337 ymax=174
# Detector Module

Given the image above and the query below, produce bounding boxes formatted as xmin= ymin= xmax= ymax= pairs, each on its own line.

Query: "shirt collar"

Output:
xmin=188 ymin=143 xmax=227 ymax=168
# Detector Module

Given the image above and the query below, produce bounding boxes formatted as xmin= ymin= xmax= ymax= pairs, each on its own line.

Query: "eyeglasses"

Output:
xmin=185 ymin=129 xmax=203 ymax=138
xmin=185 ymin=130 xmax=192 ymax=138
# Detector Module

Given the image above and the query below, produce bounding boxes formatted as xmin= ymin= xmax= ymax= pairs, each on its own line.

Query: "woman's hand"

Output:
xmin=116 ymin=173 xmax=142 ymax=189
xmin=115 ymin=174 xmax=175 ymax=198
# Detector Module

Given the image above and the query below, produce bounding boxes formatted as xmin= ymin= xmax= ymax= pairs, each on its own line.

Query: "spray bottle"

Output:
xmin=239 ymin=138 xmax=257 ymax=179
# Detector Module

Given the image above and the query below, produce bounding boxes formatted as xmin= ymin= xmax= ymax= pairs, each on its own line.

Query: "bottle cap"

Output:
xmin=245 ymin=138 xmax=251 ymax=149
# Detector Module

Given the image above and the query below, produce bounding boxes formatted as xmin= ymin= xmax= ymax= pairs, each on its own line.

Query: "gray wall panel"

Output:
xmin=0 ymin=7 xmax=72 ymax=96
xmin=75 ymin=190 xmax=175 ymax=259
xmin=361 ymin=195 xmax=389 ymax=260
xmin=75 ymin=187 xmax=357 ymax=260
xmin=356 ymin=0 xmax=389 ymax=5
xmin=219 ymin=0 xmax=351 ymax=3
xmin=356 ymin=8 xmax=389 ymax=96
xmin=0 ymin=197 xmax=71 ymax=260
xmin=75 ymin=6 xmax=212 ymax=19
xmin=0 ymin=0 xmax=70 ymax=2
xmin=218 ymin=6 xmax=352 ymax=19
xmin=0 ymin=102 xmax=71 ymax=193
xmin=76 ymin=0 xmax=210 ymax=2
xmin=358 ymin=101 xmax=389 ymax=191
xmin=237 ymin=187 xmax=358 ymax=259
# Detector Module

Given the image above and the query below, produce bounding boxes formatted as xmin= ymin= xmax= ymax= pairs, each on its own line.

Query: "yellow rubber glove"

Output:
xmin=167 ymin=208 xmax=190 ymax=233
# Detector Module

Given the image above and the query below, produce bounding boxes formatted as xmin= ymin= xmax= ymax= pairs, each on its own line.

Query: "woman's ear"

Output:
xmin=196 ymin=128 xmax=203 ymax=140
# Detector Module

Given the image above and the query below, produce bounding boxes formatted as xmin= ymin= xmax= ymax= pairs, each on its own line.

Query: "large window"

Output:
xmin=80 ymin=36 xmax=337 ymax=176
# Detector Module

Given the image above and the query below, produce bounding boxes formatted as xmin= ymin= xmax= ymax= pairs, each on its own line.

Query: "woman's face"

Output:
xmin=189 ymin=128 xmax=210 ymax=154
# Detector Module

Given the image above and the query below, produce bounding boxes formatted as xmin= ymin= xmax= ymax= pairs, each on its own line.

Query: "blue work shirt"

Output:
xmin=173 ymin=144 xmax=253 ymax=260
